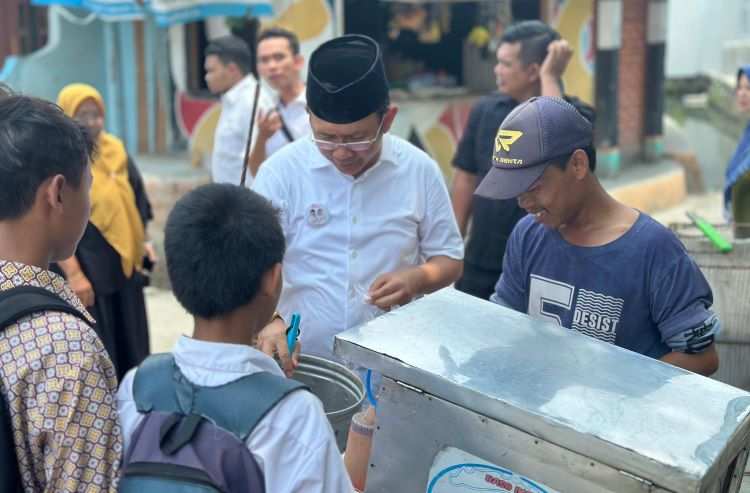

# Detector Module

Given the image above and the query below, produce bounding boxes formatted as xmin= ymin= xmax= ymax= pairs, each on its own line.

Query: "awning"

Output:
xmin=31 ymin=0 xmax=274 ymax=26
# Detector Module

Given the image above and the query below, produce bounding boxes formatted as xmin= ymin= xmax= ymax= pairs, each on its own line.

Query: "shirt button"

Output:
xmin=351 ymin=250 xmax=357 ymax=259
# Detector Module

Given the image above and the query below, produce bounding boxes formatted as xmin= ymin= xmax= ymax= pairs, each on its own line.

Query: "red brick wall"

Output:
xmin=617 ymin=0 xmax=647 ymax=152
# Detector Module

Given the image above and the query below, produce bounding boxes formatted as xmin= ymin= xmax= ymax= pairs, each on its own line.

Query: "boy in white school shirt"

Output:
xmin=116 ymin=184 xmax=352 ymax=492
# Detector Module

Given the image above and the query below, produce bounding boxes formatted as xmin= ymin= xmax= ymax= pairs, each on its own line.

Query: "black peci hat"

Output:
xmin=306 ymin=34 xmax=389 ymax=124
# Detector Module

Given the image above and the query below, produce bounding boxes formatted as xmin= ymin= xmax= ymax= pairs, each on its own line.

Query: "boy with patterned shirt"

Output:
xmin=0 ymin=88 xmax=122 ymax=491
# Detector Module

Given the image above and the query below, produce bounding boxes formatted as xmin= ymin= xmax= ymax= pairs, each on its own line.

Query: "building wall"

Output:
xmin=617 ymin=0 xmax=647 ymax=153
xmin=666 ymin=0 xmax=750 ymax=78
xmin=1 ymin=6 xmax=171 ymax=156
xmin=1 ymin=7 xmax=106 ymax=105
xmin=545 ymin=0 xmax=596 ymax=106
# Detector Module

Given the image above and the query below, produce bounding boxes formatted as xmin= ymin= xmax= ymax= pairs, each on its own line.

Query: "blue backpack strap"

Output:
xmin=194 ymin=372 xmax=308 ymax=441
xmin=133 ymin=353 xmax=193 ymax=415
xmin=133 ymin=353 xmax=309 ymax=441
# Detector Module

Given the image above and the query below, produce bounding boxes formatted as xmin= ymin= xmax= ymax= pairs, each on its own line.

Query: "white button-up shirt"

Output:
xmin=265 ymin=90 xmax=311 ymax=157
xmin=117 ymin=336 xmax=352 ymax=493
xmin=211 ymin=74 xmax=274 ymax=187
xmin=253 ymin=134 xmax=464 ymax=359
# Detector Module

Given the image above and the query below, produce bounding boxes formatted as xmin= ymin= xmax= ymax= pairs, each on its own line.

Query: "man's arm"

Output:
xmin=451 ymin=168 xmax=478 ymax=237
xmin=539 ymin=40 xmax=573 ymax=99
xmin=249 ymin=108 xmax=282 ymax=177
xmin=28 ymin=318 xmax=122 ymax=491
xmin=369 ymin=255 xmax=462 ymax=309
xmin=248 ymin=142 xmax=267 ymax=178
xmin=660 ymin=345 xmax=719 ymax=376
xmin=57 ymin=256 xmax=94 ymax=307
xmin=450 ymin=98 xmax=483 ymax=235
xmin=256 ymin=316 xmax=300 ymax=378
xmin=370 ymin=157 xmax=464 ymax=309
xmin=651 ymin=235 xmax=721 ymax=377
xmin=252 ymin=166 xmax=299 ymax=376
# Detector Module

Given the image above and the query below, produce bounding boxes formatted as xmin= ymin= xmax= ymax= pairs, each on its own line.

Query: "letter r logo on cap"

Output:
xmin=495 ymin=129 xmax=523 ymax=153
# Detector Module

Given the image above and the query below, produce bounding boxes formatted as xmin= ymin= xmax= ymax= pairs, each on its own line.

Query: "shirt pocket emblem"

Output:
xmin=306 ymin=203 xmax=330 ymax=229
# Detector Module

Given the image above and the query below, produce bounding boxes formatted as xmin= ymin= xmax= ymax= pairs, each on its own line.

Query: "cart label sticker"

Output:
xmin=427 ymin=447 xmax=559 ymax=493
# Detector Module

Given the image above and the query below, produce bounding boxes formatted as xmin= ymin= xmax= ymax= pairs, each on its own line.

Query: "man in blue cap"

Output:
xmin=253 ymin=34 xmax=464 ymax=370
xmin=479 ymin=96 xmax=720 ymax=376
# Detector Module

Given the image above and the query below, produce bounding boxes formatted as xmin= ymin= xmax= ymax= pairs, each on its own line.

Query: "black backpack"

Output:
xmin=0 ymin=286 xmax=90 ymax=492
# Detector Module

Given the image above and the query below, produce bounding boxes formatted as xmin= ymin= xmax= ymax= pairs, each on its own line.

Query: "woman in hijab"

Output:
xmin=726 ymin=66 xmax=750 ymax=239
xmin=56 ymin=83 xmax=155 ymax=380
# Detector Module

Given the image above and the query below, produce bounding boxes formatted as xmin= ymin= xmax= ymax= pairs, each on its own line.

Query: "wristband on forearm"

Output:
xmin=269 ymin=309 xmax=284 ymax=326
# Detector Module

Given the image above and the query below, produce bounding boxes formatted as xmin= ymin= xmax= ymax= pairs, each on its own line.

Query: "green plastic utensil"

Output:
xmin=686 ymin=211 xmax=733 ymax=253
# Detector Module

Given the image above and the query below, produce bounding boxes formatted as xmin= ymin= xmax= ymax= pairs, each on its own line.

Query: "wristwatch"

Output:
xmin=269 ymin=310 xmax=284 ymax=325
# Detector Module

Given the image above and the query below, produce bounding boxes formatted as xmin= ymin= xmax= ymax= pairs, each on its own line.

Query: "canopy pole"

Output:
xmin=334 ymin=0 xmax=344 ymax=37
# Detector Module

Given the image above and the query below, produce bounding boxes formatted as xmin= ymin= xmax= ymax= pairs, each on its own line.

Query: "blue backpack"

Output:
xmin=119 ymin=353 xmax=308 ymax=492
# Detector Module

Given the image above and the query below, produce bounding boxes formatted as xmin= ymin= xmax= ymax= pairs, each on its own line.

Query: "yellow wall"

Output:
xmin=546 ymin=0 xmax=595 ymax=105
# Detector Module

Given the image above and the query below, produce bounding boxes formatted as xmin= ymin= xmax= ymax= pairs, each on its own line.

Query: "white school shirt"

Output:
xmin=265 ymin=90 xmax=311 ymax=157
xmin=253 ymin=134 xmax=464 ymax=360
xmin=211 ymin=74 xmax=273 ymax=187
xmin=117 ymin=336 xmax=353 ymax=493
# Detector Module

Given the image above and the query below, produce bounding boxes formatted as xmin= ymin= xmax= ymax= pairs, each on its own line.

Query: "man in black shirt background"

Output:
xmin=452 ymin=20 xmax=596 ymax=300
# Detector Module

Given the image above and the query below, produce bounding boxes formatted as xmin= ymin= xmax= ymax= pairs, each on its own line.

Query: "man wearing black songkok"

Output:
xmin=253 ymin=35 xmax=464 ymax=370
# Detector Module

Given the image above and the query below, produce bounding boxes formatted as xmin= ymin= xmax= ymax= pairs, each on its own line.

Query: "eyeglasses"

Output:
xmin=310 ymin=118 xmax=385 ymax=152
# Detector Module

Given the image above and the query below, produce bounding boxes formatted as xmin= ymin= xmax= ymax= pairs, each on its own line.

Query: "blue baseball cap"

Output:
xmin=475 ymin=96 xmax=594 ymax=200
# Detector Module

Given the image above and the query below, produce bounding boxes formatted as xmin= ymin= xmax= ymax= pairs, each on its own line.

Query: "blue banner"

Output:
xmin=147 ymin=1 xmax=273 ymax=27
xmin=31 ymin=0 xmax=273 ymax=25
xmin=32 ymin=0 xmax=145 ymax=20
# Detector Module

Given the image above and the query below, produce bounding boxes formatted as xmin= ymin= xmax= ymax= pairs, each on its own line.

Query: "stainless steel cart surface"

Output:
xmin=334 ymin=288 xmax=750 ymax=493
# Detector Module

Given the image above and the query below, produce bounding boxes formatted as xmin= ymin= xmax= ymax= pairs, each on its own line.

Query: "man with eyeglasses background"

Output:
xmin=253 ymin=34 xmax=464 ymax=370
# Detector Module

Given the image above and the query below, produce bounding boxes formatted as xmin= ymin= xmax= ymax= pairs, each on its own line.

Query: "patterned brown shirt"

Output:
xmin=0 ymin=260 xmax=122 ymax=492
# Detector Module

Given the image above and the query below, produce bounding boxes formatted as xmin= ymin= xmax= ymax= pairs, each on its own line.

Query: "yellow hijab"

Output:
xmin=57 ymin=83 xmax=144 ymax=278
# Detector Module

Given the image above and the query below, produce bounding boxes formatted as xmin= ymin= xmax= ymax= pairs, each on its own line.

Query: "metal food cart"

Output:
xmin=333 ymin=288 xmax=750 ymax=493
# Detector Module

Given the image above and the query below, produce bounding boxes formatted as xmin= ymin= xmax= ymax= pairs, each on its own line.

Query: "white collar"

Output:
xmin=172 ymin=335 xmax=284 ymax=377
xmin=222 ymin=74 xmax=258 ymax=105
xmin=275 ymin=86 xmax=307 ymax=109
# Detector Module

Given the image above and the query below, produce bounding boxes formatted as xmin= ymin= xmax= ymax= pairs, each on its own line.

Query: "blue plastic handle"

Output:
xmin=366 ymin=369 xmax=379 ymax=411
xmin=287 ymin=312 xmax=300 ymax=354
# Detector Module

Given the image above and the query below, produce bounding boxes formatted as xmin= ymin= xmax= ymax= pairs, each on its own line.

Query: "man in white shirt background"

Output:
xmin=253 ymin=34 xmax=464 ymax=372
xmin=205 ymin=35 xmax=273 ymax=187
xmin=249 ymin=28 xmax=312 ymax=177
